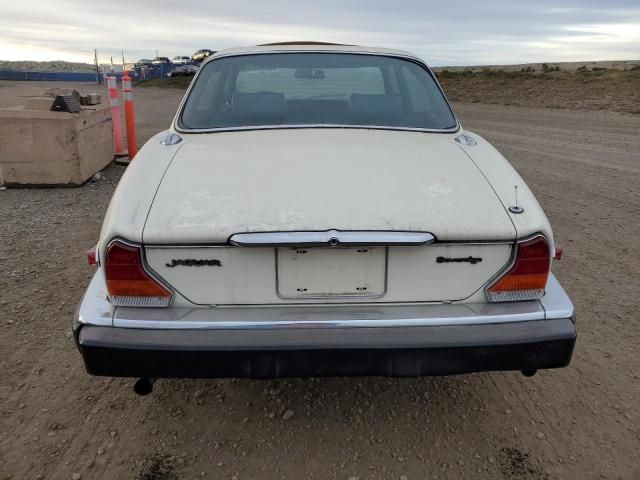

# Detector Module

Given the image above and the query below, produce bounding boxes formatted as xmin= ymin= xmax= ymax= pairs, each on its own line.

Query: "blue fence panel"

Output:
xmin=0 ymin=69 xmax=100 ymax=82
xmin=0 ymin=63 xmax=193 ymax=83
xmin=134 ymin=63 xmax=178 ymax=81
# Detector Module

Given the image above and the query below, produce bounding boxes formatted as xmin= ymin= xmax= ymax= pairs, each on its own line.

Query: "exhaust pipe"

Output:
xmin=521 ymin=369 xmax=538 ymax=378
xmin=134 ymin=377 xmax=155 ymax=396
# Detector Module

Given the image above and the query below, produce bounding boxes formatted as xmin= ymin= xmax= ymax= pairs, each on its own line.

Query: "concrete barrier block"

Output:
xmin=0 ymin=103 xmax=113 ymax=186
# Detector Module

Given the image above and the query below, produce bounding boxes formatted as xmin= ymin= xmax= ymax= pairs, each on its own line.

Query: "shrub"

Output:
xmin=436 ymin=69 xmax=454 ymax=79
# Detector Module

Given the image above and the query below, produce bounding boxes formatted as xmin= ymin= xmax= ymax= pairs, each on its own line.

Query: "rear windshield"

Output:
xmin=178 ymin=53 xmax=457 ymax=131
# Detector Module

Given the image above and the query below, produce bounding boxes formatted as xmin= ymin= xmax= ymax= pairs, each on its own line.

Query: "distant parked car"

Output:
xmin=152 ymin=57 xmax=171 ymax=64
xmin=191 ymin=49 xmax=215 ymax=62
xmin=172 ymin=56 xmax=191 ymax=65
xmin=167 ymin=64 xmax=199 ymax=77
xmin=135 ymin=59 xmax=153 ymax=67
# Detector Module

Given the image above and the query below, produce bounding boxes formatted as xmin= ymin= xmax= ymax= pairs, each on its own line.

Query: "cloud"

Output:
xmin=0 ymin=0 xmax=638 ymax=65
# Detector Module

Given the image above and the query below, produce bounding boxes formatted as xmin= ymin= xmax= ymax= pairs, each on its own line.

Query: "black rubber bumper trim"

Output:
xmin=76 ymin=319 xmax=576 ymax=379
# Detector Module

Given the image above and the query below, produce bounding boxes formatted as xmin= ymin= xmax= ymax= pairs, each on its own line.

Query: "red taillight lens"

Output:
xmin=554 ymin=242 xmax=563 ymax=260
xmin=104 ymin=241 xmax=171 ymax=307
xmin=87 ymin=246 xmax=97 ymax=265
xmin=487 ymin=236 xmax=551 ymax=302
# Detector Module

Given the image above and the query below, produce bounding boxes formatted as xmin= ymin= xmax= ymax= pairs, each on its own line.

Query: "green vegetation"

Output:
xmin=136 ymin=76 xmax=192 ymax=88
xmin=437 ymin=67 xmax=639 ymax=115
xmin=574 ymin=66 xmax=613 ymax=76
xmin=542 ymin=63 xmax=561 ymax=72
xmin=436 ymin=68 xmax=540 ymax=80
xmin=434 ymin=64 xmax=638 ymax=80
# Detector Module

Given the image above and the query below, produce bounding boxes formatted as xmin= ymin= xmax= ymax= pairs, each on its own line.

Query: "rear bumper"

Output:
xmin=76 ymin=319 xmax=575 ymax=378
xmin=74 ymin=272 xmax=576 ymax=379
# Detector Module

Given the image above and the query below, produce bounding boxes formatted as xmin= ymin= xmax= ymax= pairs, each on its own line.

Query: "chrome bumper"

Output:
xmin=75 ymin=271 xmax=574 ymax=331
xmin=74 ymin=272 xmax=575 ymax=378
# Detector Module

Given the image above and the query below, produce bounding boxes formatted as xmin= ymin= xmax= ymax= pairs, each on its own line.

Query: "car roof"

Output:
xmin=206 ymin=42 xmax=424 ymax=64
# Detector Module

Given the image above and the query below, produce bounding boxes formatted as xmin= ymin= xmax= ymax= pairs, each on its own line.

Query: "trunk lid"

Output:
xmin=142 ymin=128 xmax=515 ymax=305
xmin=142 ymin=129 xmax=515 ymax=243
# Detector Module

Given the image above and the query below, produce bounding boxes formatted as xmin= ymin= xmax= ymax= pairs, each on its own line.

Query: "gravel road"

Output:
xmin=0 ymin=83 xmax=639 ymax=480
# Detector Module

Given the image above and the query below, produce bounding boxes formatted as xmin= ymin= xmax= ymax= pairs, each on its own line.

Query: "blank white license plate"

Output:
xmin=277 ymin=247 xmax=386 ymax=298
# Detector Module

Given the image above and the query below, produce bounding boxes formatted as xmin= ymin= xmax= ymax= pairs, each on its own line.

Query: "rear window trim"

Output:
xmin=174 ymin=51 xmax=460 ymax=134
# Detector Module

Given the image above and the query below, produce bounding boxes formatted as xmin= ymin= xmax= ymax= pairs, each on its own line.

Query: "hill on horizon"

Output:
xmin=0 ymin=60 xmax=96 ymax=72
xmin=2 ymin=58 xmax=639 ymax=73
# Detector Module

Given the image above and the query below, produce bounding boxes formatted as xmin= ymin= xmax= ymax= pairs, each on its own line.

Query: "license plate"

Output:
xmin=277 ymin=247 xmax=386 ymax=298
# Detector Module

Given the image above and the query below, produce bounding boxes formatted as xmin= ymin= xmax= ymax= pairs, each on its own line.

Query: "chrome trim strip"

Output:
xmin=76 ymin=271 xmax=574 ymax=332
xmin=176 ymin=124 xmax=461 ymax=135
xmin=229 ymin=230 xmax=435 ymax=247
xmin=142 ymin=238 xmax=514 ymax=249
xmin=81 ymin=318 xmax=576 ymax=351
xmin=74 ymin=272 xmax=113 ymax=329
xmin=113 ymin=301 xmax=547 ymax=330
xmin=146 ymin=244 xmax=233 ymax=249
xmin=203 ymin=48 xmax=428 ymax=65
xmin=541 ymin=273 xmax=575 ymax=320
xmin=172 ymin=50 xmax=461 ymax=135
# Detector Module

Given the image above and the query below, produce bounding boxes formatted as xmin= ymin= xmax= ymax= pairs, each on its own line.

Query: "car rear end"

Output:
xmin=74 ymin=45 xmax=575 ymax=381
xmin=76 ymin=232 xmax=575 ymax=379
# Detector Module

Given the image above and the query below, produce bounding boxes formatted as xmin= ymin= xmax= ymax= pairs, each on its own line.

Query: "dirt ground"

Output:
xmin=438 ymin=69 xmax=640 ymax=115
xmin=1 ymin=81 xmax=639 ymax=480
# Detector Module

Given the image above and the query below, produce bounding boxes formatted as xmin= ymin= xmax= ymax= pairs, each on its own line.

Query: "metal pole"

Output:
xmin=94 ymin=49 xmax=100 ymax=84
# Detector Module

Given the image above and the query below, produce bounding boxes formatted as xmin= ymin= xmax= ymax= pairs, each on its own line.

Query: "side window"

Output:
xmin=401 ymin=66 xmax=432 ymax=113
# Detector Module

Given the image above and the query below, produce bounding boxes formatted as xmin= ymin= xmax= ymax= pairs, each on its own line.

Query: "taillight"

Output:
xmin=87 ymin=246 xmax=97 ymax=265
xmin=104 ymin=241 xmax=171 ymax=307
xmin=486 ymin=236 xmax=551 ymax=302
xmin=554 ymin=242 xmax=563 ymax=260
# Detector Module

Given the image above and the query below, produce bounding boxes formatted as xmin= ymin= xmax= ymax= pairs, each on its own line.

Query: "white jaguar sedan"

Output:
xmin=74 ymin=43 xmax=575 ymax=392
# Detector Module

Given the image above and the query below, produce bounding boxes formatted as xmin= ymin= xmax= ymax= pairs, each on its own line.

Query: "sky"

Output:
xmin=1 ymin=0 xmax=639 ymax=66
